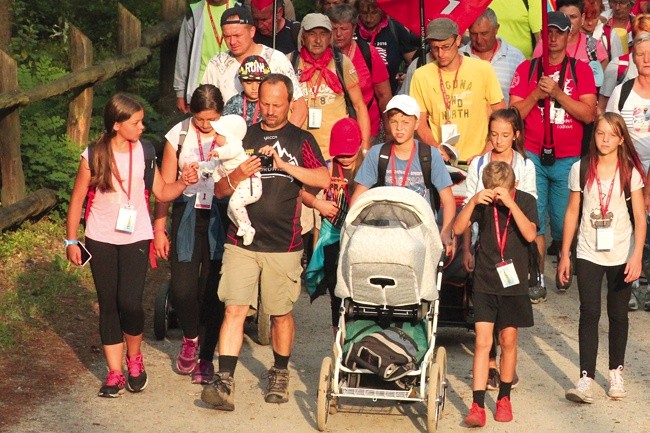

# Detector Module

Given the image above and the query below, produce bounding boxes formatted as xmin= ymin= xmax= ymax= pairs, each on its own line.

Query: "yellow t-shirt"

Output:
xmin=410 ymin=57 xmax=504 ymax=162
xmin=199 ymin=2 xmax=230 ymax=82
xmin=296 ymin=54 xmax=359 ymax=161
xmin=490 ymin=0 xmax=542 ymax=59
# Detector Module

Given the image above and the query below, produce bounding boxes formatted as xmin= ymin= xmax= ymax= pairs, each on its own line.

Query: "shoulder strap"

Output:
xmin=528 ymin=57 xmax=541 ymax=84
xmin=476 ymin=154 xmax=486 ymax=178
xmin=617 ymin=53 xmax=630 ymax=85
xmin=374 ymin=142 xmax=392 ymax=187
xmin=418 ymin=142 xmax=440 ymax=211
xmin=387 ymin=18 xmax=398 ymax=43
xmin=140 ymin=139 xmax=157 ymax=191
xmin=618 ymin=78 xmax=635 ymax=112
xmin=586 ymin=36 xmax=598 ymax=61
xmin=356 ymin=38 xmax=373 ymax=75
xmin=578 ymin=155 xmax=589 ymax=223
xmin=176 ymin=117 xmax=192 ymax=160
xmin=333 ymin=46 xmax=357 ymax=119
xmin=569 ymin=57 xmax=579 ymax=87
xmin=290 ymin=50 xmax=300 ymax=73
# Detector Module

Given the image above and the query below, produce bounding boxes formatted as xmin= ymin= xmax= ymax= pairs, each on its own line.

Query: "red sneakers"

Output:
xmin=495 ymin=396 xmax=513 ymax=422
xmin=464 ymin=402 xmax=486 ymax=427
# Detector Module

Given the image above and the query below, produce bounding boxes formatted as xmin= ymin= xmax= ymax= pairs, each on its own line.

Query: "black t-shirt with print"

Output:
xmin=253 ymin=20 xmax=300 ymax=55
xmin=227 ymin=122 xmax=325 ymax=252
xmin=471 ymin=191 xmax=538 ymax=296
xmin=356 ymin=18 xmax=420 ymax=93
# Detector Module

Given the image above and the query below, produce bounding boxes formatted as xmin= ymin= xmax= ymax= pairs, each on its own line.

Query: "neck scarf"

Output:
xmin=299 ymin=47 xmax=343 ymax=94
xmin=358 ymin=15 xmax=388 ymax=45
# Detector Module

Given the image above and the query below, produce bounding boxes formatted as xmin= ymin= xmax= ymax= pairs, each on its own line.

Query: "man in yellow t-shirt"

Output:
xmin=490 ymin=0 xmax=542 ymax=59
xmin=410 ymin=18 xmax=505 ymax=163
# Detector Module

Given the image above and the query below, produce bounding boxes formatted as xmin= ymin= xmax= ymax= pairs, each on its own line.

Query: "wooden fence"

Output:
xmin=0 ymin=0 xmax=187 ymax=230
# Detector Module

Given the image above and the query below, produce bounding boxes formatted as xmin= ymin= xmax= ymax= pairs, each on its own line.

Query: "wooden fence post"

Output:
xmin=67 ymin=25 xmax=94 ymax=146
xmin=0 ymin=49 xmax=25 ymax=206
xmin=117 ymin=3 xmax=142 ymax=93
xmin=159 ymin=0 xmax=186 ymax=115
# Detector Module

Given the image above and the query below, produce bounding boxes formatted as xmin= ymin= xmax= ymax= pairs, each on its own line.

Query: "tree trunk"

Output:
xmin=0 ymin=0 xmax=11 ymax=52
xmin=0 ymin=189 xmax=57 ymax=232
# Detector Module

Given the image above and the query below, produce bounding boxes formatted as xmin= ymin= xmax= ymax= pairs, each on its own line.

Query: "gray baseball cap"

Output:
xmin=425 ymin=18 xmax=459 ymax=41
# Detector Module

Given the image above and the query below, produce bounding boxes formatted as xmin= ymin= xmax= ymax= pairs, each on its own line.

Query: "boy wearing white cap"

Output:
xmin=351 ymin=94 xmax=456 ymax=255
xmin=198 ymin=114 xmax=261 ymax=245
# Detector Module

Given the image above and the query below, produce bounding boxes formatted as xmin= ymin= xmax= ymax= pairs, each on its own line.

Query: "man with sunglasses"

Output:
xmin=410 ymin=18 xmax=505 ymax=163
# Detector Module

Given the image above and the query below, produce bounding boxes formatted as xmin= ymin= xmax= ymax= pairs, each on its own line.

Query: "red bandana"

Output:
xmin=298 ymin=47 xmax=343 ymax=94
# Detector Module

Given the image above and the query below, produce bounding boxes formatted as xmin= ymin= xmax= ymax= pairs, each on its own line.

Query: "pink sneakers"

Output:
xmin=464 ymin=402 xmax=486 ymax=427
xmin=98 ymin=370 xmax=126 ymax=398
xmin=126 ymin=353 xmax=148 ymax=392
xmin=176 ymin=337 xmax=199 ymax=374
xmin=495 ymin=396 xmax=513 ymax=422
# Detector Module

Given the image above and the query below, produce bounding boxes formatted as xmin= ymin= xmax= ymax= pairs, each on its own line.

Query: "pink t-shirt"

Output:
xmin=83 ymin=141 xmax=153 ymax=245
xmin=510 ymin=57 xmax=596 ymax=158
xmin=349 ymin=42 xmax=390 ymax=136
xmin=533 ymin=33 xmax=608 ymax=63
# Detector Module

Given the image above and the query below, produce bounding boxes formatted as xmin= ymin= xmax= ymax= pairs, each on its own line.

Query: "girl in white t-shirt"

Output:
xmin=559 ymin=112 xmax=646 ymax=403
xmin=65 ymin=93 xmax=198 ymax=398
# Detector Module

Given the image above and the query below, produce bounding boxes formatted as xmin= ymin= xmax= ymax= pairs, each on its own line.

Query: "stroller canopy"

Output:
xmin=336 ymin=187 xmax=444 ymax=305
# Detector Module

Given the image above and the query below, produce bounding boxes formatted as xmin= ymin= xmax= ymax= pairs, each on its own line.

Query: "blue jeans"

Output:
xmin=528 ymin=153 xmax=579 ymax=241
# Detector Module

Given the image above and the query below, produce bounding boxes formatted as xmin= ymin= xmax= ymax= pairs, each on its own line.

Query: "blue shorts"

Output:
xmin=528 ymin=153 xmax=578 ymax=240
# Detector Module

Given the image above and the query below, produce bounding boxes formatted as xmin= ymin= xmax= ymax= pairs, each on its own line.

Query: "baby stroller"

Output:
xmin=317 ymin=187 xmax=447 ymax=432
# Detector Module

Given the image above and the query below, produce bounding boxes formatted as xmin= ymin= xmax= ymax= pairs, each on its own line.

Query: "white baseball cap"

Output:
xmin=384 ymin=94 xmax=421 ymax=119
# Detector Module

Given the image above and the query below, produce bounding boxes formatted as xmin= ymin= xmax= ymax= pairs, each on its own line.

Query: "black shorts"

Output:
xmin=473 ymin=292 xmax=534 ymax=329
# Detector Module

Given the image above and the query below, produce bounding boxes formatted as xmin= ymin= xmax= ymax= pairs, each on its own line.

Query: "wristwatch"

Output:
xmin=64 ymin=239 xmax=79 ymax=248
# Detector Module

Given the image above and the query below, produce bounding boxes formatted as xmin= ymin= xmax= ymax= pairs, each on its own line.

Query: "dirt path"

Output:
xmin=3 ymin=262 xmax=650 ymax=433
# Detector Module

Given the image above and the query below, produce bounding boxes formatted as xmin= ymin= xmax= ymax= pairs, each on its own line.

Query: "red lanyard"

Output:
xmin=493 ymin=192 xmax=515 ymax=260
xmin=243 ymin=96 xmax=260 ymax=124
xmin=309 ymin=70 xmax=325 ymax=103
xmin=472 ymin=41 xmax=499 ymax=62
xmin=207 ymin=1 xmax=229 ymax=48
xmin=390 ymin=144 xmax=417 ymax=187
xmin=113 ymin=142 xmax=133 ymax=203
xmin=596 ymin=163 xmax=618 ymax=218
xmin=438 ymin=56 xmax=462 ymax=121
xmin=571 ymin=32 xmax=582 ymax=58
xmin=195 ymin=126 xmax=216 ymax=161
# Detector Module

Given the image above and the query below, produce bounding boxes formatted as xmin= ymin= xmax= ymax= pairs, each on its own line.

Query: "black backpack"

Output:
xmin=617 ymin=77 xmax=635 ymax=112
xmin=290 ymin=47 xmax=357 ymax=119
xmin=373 ymin=141 xmax=440 ymax=211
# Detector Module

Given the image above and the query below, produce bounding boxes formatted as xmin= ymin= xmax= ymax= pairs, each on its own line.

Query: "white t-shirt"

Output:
xmin=165 ymin=120 xmax=217 ymax=198
xmin=201 ymin=45 xmax=304 ymax=102
xmin=569 ymin=160 xmax=643 ymax=266
xmin=606 ymin=85 xmax=650 ymax=173
xmin=463 ymin=151 xmax=538 ymax=205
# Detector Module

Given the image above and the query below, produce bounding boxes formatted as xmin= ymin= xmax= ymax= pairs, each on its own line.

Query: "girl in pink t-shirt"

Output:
xmin=65 ymin=93 xmax=198 ymax=398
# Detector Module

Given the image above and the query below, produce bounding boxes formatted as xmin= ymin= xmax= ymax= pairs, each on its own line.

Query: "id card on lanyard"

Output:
xmin=195 ymin=127 xmax=216 ymax=209
xmin=115 ymin=143 xmax=137 ymax=233
xmin=493 ymin=198 xmax=519 ymax=288
xmin=438 ymin=58 xmax=460 ymax=137
xmin=594 ymin=165 xmax=617 ymax=251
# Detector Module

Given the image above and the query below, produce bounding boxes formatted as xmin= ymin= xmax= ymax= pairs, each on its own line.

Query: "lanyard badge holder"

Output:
xmin=592 ymin=169 xmax=617 ymax=251
xmin=493 ymin=203 xmax=520 ymax=288
xmin=194 ymin=128 xmax=215 ymax=209
xmin=539 ymin=58 xmax=572 ymax=167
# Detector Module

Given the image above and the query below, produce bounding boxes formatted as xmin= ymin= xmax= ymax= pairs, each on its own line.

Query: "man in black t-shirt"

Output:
xmin=251 ymin=0 xmax=300 ymax=54
xmin=201 ymin=74 xmax=329 ymax=412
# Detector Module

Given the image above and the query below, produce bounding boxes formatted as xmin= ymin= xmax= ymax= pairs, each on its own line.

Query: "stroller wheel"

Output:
xmin=317 ymin=357 xmax=333 ymax=431
xmin=426 ymin=362 xmax=441 ymax=433
xmin=435 ymin=347 xmax=448 ymax=416
xmin=153 ymin=282 xmax=172 ymax=340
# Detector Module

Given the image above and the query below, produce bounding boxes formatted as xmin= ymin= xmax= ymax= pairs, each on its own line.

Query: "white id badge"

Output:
xmin=496 ymin=260 xmax=520 ymax=288
xmin=596 ymin=226 xmax=614 ymax=251
xmin=308 ymin=107 xmax=322 ymax=128
xmin=441 ymin=123 xmax=458 ymax=143
xmin=195 ymin=190 xmax=213 ymax=209
xmin=115 ymin=205 xmax=137 ymax=233
xmin=551 ymin=107 xmax=565 ymax=125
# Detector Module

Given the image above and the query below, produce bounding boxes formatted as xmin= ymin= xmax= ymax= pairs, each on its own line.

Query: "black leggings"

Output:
xmin=170 ymin=203 xmax=225 ymax=362
xmin=86 ymin=238 xmax=150 ymax=345
xmin=576 ymin=258 xmax=631 ymax=378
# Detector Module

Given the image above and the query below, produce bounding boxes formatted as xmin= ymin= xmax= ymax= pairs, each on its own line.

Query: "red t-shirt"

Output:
xmin=349 ymin=42 xmax=389 ymax=136
xmin=510 ymin=57 xmax=596 ymax=158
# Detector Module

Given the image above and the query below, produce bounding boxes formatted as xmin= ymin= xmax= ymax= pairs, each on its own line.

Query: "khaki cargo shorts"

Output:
xmin=218 ymin=244 xmax=303 ymax=316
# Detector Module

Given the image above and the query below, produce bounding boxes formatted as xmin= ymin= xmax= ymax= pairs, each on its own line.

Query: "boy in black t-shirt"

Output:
xmin=453 ymin=161 xmax=538 ymax=427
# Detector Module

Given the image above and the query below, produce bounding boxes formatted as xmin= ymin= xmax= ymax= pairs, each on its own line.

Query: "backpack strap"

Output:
xmin=476 ymin=154 xmax=486 ymax=179
xmin=618 ymin=77 xmax=635 ymax=112
xmin=290 ymin=49 xmax=300 ymax=73
xmin=140 ymin=139 xmax=157 ymax=191
xmin=176 ymin=117 xmax=192 ymax=161
xmin=586 ymin=35 xmax=598 ymax=62
xmin=333 ymin=46 xmax=357 ymax=119
xmin=356 ymin=38 xmax=373 ymax=75
xmin=418 ymin=141 xmax=440 ymax=212
xmin=616 ymin=53 xmax=630 ymax=85
xmin=374 ymin=142 xmax=392 ymax=187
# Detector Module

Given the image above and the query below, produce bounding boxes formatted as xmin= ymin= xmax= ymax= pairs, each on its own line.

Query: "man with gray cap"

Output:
xmin=201 ymin=6 xmax=307 ymax=126
xmin=410 ymin=17 xmax=505 ymax=163
xmin=510 ymin=11 xmax=597 ymax=301
xmin=290 ymin=13 xmax=370 ymax=161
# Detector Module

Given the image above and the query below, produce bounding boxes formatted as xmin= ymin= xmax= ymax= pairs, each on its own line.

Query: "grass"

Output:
xmin=0 ymin=218 xmax=95 ymax=351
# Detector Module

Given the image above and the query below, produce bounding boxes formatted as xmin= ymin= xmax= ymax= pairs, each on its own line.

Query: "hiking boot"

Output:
xmin=464 ymin=402 xmax=486 ymax=427
xmin=98 ymin=370 xmax=126 ymax=398
xmin=264 ymin=366 xmax=290 ymax=404
xmin=191 ymin=359 xmax=215 ymax=385
xmin=176 ymin=336 xmax=199 ymax=374
xmin=486 ymin=368 xmax=500 ymax=391
xmin=608 ymin=365 xmax=627 ymax=399
xmin=495 ymin=396 xmax=513 ymax=422
xmin=201 ymin=372 xmax=235 ymax=411
xmin=529 ymin=285 xmax=547 ymax=304
xmin=565 ymin=371 xmax=594 ymax=403
xmin=126 ymin=353 xmax=148 ymax=393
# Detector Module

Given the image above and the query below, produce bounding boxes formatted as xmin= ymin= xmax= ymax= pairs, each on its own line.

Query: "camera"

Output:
xmin=257 ymin=153 xmax=273 ymax=168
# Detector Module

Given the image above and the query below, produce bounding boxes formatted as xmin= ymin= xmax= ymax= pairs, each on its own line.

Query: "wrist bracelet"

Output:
xmin=226 ymin=175 xmax=236 ymax=192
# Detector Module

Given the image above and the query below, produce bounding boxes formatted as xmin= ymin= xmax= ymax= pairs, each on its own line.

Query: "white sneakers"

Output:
xmin=566 ymin=367 xmax=628 ymax=403
xmin=607 ymin=365 xmax=627 ymax=399
xmin=566 ymin=371 xmax=594 ymax=403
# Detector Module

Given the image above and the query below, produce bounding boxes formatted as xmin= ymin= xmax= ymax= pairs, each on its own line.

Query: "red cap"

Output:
xmin=251 ymin=0 xmax=274 ymax=9
xmin=329 ymin=118 xmax=362 ymax=157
